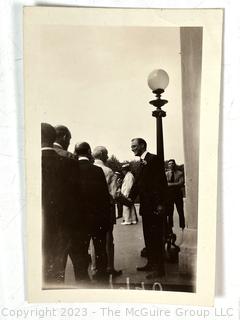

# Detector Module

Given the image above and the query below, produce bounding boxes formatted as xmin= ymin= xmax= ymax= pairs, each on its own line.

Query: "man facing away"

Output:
xmin=41 ymin=123 xmax=73 ymax=286
xmin=165 ymin=159 xmax=185 ymax=235
xmin=53 ymin=125 xmax=77 ymax=160
xmin=72 ymin=142 xmax=111 ymax=283
xmin=51 ymin=124 xmax=84 ymax=282
xmin=92 ymin=146 xmax=122 ymax=277
xmin=129 ymin=138 xmax=168 ymax=279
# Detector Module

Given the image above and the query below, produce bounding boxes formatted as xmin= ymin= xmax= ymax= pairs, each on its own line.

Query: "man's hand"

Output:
xmin=117 ymin=194 xmax=133 ymax=207
xmin=154 ymin=204 xmax=165 ymax=216
xmin=127 ymin=197 xmax=134 ymax=205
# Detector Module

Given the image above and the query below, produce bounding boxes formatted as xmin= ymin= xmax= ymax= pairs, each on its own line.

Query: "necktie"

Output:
xmin=137 ymin=159 xmax=144 ymax=177
xmin=170 ymin=171 xmax=174 ymax=182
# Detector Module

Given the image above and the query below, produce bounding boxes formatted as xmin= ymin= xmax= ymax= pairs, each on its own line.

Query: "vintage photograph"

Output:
xmin=24 ymin=7 xmax=222 ymax=305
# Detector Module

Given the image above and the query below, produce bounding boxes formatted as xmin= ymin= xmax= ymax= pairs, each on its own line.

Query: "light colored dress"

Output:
xmin=121 ymin=171 xmax=137 ymax=224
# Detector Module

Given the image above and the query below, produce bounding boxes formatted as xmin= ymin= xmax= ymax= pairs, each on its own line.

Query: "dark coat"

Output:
xmin=53 ymin=143 xmax=77 ymax=160
xmin=42 ymin=149 xmax=67 ymax=229
xmin=72 ymin=160 xmax=111 ymax=231
xmin=129 ymin=152 xmax=168 ymax=216
xmin=42 ymin=149 xmax=80 ymax=283
xmin=42 ymin=149 xmax=80 ymax=228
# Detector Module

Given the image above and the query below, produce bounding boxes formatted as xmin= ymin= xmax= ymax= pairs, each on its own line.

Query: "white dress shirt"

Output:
xmin=140 ymin=150 xmax=148 ymax=160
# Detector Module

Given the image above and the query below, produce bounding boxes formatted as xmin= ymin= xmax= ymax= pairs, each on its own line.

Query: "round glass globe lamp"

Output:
xmin=148 ymin=69 xmax=169 ymax=91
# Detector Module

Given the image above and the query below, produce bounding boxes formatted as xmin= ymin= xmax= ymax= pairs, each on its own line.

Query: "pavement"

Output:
xmin=64 ymin=204 xmax=195 ymax=292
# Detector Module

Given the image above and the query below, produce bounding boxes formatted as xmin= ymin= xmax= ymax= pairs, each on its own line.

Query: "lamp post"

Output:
xmin=147 ymin=69 xmax=169 ymax=165
xmin=148 ymin=69 xmax=173 ymax=249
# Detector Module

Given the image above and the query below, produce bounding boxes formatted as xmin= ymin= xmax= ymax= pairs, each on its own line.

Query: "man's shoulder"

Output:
xmin=91 ymin=164 xmax=107 ymax=181
xmin=83 ymin=161 xmax=103 ymax=174
xmin=42 ymin=149 xmax=63 ymax=162
xmin=54 ymin=146 xmax=64 ymax=155
xmin=42 ymin=149 xmax=57 ymax=156
xmin=95 ymin=162 xmax=114 ymax=175
xmin=146 ymin=152 xmax=160 ymax=164
xmin=42 ymin=149 xmax=72 ymax=173
xmin=54 ymin=146 xmax=76 ymax=159
xmin=94 ymin=163 xmax=106 ymax=174
xmin=146 ymin=152 xmax=157 ymax=159
xmin=175 ymin=169 xmax=184 ymax=177
xmin=103 ymin=165 xmax=114 ymax=175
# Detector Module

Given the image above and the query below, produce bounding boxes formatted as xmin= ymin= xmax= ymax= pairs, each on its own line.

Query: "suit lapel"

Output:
xmin=135 ymin=152 xmax=151 ymax=182
xmin=144 ymin=152 xmax=152 ymax=163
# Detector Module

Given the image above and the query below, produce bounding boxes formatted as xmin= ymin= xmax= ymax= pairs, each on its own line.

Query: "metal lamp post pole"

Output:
xmin=149 ymin=88 xmax=168 ymax=165
xmin=156 ymin=113 xmax=164 ymax=162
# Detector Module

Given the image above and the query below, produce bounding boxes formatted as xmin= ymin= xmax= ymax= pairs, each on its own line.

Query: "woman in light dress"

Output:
xmin=120 ymin=163 xmax=138 ymax=225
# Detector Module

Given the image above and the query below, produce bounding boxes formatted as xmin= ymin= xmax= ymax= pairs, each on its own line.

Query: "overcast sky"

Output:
xmin=38 ymin=25 xmax=184 ymax=163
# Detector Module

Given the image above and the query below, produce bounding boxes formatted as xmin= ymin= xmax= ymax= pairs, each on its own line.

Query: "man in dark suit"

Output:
xmin=41 ymin=123 xmax=73 ymax=286
xmin=71 ymin=142 xmax=111 ymax=283
xmin=129 ymin=138 xmax=168 ymax=279
xmin=165 ymin=159 xmax=185 ymax=235
xmin=45 ymin=123 xmax=84 ymax=284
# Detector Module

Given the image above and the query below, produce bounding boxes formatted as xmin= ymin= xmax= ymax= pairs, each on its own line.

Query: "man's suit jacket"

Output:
xmin=129 ymin=152 xmax=168 ymax=216
xmin=42 ymin=149 xmax=80 ymax=232
xmin=53 ymin=143 xmax=77 ymax=160
xmin=74 ymin=160 xmax=111 ymax=231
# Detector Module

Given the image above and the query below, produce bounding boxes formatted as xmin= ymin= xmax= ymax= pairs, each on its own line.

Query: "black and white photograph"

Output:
xmin=24 ymin=7 xmax=222 ymax=305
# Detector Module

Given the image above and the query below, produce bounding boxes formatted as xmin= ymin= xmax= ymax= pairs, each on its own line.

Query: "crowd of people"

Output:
xmin=41 ymin=122 xmax=185 ymax=287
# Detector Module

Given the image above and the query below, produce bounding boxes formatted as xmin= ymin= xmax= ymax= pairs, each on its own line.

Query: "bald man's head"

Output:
xmin=92 ymin=146 xmax=108 ymax=163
